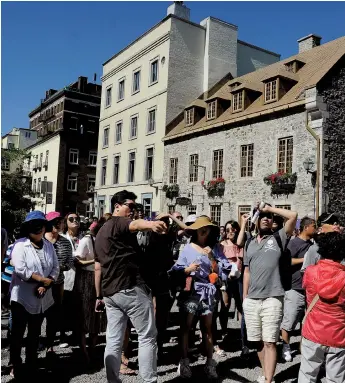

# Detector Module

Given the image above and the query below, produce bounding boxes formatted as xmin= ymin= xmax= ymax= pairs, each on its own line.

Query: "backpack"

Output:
xmin=245 ymin=231 xmax=292 ymax=291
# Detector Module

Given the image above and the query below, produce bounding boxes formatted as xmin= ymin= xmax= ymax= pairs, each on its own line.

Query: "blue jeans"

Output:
xmin=104 ymin=285 xmax=157 ymax=383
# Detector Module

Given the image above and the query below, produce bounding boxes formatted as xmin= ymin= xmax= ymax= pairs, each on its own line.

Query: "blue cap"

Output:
xmin=24 ymin=211 xmax=47 ymax=223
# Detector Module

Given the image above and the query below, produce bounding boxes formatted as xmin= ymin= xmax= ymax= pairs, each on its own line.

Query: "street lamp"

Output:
xmin=303 ymin=157 xmax=317 ymax=218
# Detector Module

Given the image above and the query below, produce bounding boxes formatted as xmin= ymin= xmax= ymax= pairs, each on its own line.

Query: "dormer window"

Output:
xmin=264 ymin=79 xmax=278 ymax=103
xmin=207 ymin=101 xmax=217 ymax=120
xmin=284 ymin=59 xmax=305 ymax=74
xmin=233 ymin=91 xmax=244 ymax=112
xmin=185 ymin=108 xmax=194 ymax=126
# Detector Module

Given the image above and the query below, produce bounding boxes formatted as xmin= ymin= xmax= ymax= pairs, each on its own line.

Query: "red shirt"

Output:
xmin=302 ymin=259 xmax=345 ymax=348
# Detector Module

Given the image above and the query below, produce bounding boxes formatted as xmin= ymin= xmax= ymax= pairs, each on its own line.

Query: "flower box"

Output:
xmin=264 ymin=172 xmax=297 ymax=197
xmin=163 ymin=184 xmax=180 ymax=199
xmin=204 ymin=178 xmax=226 ymax=198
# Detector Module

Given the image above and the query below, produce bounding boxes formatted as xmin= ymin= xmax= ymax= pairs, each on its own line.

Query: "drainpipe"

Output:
xmin=305 ymin=111 xmax=320 ymax=219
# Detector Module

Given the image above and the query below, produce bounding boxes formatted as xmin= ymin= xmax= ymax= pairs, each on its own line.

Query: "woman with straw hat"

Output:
xmin=171 ymin=216 xmax=221 ymax=380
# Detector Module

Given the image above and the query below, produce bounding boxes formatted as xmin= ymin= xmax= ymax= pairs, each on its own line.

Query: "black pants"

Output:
xmin=10 ymin=301 xmax=55 ymax=368
xmin=46 ymin=283 xmax=64 ymax=347
xmin=155 ymin=292 xmax=175 ymax=351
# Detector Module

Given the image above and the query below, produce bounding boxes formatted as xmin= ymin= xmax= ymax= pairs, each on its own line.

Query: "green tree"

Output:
xmin=1 ymin=148 xmax=34 ymax=236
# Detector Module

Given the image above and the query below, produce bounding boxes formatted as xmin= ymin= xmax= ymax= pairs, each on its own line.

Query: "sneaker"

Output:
xmin=177 ymin=358 xmax=192 ymax=379
xmin=282 ymin=344 xmax=292 ymax=362
xmin=59 ymin=342 xmax=69 ymax=348
xmin=204 ymin=359 xmax=218 ymax=379
xmin=256 ymin=376 xmax=265 ymax=383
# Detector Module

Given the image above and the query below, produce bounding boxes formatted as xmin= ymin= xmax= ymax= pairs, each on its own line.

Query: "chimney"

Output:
xmin=167 ymin=1 xmax=190 ymax=21
xmin=297 ymin=34 xmax=322 ymax=53
xmin=78 ymin=76 xmax=88 ymax=92
xmin=45 ymin=89 xmax=57 ymax=99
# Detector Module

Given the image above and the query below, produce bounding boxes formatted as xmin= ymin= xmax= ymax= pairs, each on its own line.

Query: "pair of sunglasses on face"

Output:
xmin=259 ymin=212 xmax=273 ymax=220
xmin=123 ymin=202 xmax=137 ymax=211
xmin=68 ymin=217 xmax=80 ymax=223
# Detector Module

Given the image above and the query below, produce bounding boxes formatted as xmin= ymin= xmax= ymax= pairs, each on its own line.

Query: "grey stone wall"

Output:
xmin=318 ymin=60 xmax=345 ymax=223
xmin=163 ymin=109 xmax=317 ymax=223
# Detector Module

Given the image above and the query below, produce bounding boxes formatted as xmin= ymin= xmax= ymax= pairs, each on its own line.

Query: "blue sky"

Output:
xmin=2 ymin=1 xmax=345 ymax=135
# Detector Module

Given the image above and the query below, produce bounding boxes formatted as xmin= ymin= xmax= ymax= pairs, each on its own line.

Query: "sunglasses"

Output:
xmin=123 ymin=202 xmax=136 ymax=211
xmin=259 ymin=213 xmax=273 ymax=219
xmin=68 ymin=217 xmax=80 ymax=223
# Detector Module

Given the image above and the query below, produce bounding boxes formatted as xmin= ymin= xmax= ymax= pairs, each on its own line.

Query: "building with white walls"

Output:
xmin=1 ymin=128 xmax=37 ymax=173
xmin=95 ymin=1 xmax=280 ymax=217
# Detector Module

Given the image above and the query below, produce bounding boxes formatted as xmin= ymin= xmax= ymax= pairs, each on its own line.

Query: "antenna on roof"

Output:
xmin=94 ymin=73 xmax=97 ymax=83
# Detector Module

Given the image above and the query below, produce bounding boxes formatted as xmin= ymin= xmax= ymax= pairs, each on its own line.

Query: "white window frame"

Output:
xmin=233 ymin=91 xmax=244 ymax=112
xmin=118 ymin=77 xmax=125 ymax=101
xmin=147 ymin=107 xmax=156 ymax=134
xmin=70 ymin=116 xmax=78 ymax=130
xmin=207 ymin=100 xmax=217 ymax=120
xmin=185 ymin=109 xmax=194 ymax=126
xmin=115 ymin=121 xmax=122 ymax=144
xmin=189 ymin=154 xmax=199 ymax=182
xmin=87 ymin=175 xmax=96 ymax=191
xmin=103 ymin=127 xmax=109 ymax=148
xmin=89 ymin=151 xmax=97 ymax=167
xmin=105 ymin=86 xmax=112 ymax=107
xmin=130 ymin=115 xmax=138 ymax=139
xmin=265 ymin=79 xmax=278 ymax=103
xmin=132 ymin=69 xmax=141 ymax=94
xmin=240 ymin=144 xmax=254 ymax=177
xmin=69 ymin=148 xmax=79 ymax=165
xmin=169 ymin=158 xmax=178 ymax=184
xmin=210 ymin=205 xmax=222 ymax=226
xmin=145 ymin=147 xmax=154 ymax=181
xmin=1 ymin=157 xmax=10 ymax=171
xmin=149 ymin=57 xmax=159 ymax=86
xmin=101 ymin=158 xmax=107 ymax=186
xmin=67 ymin=174 xmax=77 ymax=192
xmin=128 ymin=151 xmax=136 ymax=183
xmin=113 ymin=155 xmax=120 ymax=184
xmin=44 ymin=150 xmax=49 ymax=168
xmin=238 ymin=205 xmax=252 ymax=231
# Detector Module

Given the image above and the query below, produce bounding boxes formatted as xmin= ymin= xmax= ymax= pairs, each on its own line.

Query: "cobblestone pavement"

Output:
xmin=1 ymin=305 xmax=323 ymax=383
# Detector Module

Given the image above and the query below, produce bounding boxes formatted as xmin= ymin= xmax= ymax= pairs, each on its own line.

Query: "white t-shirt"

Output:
xmin=75 ymin=235 xmax=95 ymax=271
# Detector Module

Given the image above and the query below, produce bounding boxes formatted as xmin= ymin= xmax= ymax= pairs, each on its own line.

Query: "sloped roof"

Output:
xmin=165 ymin=35 xmax=345 ymax=141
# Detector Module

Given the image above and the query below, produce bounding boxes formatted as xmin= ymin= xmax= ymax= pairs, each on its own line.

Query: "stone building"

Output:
xmin=26 ymin=76 xmax=101 ymax=215
xmin=163 ymin=35 xmax=345 ymax=225
xmin=95 ymin=1 xmax=280 ymax=218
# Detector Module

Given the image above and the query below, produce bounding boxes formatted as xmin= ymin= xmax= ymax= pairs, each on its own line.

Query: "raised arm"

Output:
xmin=262 ymin=205 xmax=298 ymax=236
xmin=129 ymin=219 xmax=167 ymax=233
xmin=237 ymin=214 xmax=250 ymax=247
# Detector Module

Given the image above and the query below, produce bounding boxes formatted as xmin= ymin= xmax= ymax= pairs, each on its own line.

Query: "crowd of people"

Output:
xmin=1 ymin=191 xmax=345 ymax=383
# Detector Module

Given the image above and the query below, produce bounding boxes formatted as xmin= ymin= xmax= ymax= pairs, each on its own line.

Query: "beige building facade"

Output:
xmin=95 ymin=2 xmax=280 ymax=217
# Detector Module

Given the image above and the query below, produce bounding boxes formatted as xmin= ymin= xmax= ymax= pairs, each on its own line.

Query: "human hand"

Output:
xmin=203 ymin=246 xmax=213 ymax=259
xmin=241 ymin=214 xmax=250 ymax=226
xmin=186 ymin=263 xmax=200 ymax=274
xmin=41 ymin=277 xmax=53 ymax=287
xmin=95 ymin=299 xmax=105 ymax=313
xmin=37 ymin=286 xmax=46 ymax=297
xmin=151 ymin=220 xmax=167 ymax=234
xmin=260 ymin=203 xmax=271 ymax=213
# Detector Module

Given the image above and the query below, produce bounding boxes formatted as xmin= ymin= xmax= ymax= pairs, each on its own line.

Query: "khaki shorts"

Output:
xmin=243 ymin=296 xmax=284 ymax=343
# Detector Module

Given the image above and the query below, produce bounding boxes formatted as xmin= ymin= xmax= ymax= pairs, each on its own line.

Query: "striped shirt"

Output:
xmin=53 ymin=235 xmax=74 ymax=285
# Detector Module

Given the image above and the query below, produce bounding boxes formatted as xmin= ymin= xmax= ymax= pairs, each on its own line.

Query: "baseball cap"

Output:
xmin=185 ymin=214 xmax=197 ymax=224
xmin=46 ymin=212 xmax=62 ymax=221
xmin=317 ymin=212 xmax=339 ymax=227
xmin=24 ymin=211 xmax=47 ymax=223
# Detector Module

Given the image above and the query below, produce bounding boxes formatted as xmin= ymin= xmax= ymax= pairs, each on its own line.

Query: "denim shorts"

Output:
xmin=179 ymin=294 xmax=215 ymax=316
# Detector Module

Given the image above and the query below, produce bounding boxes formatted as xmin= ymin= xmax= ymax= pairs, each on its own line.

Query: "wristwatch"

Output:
xmin=96 ymin=296 xmax=103 ymax=300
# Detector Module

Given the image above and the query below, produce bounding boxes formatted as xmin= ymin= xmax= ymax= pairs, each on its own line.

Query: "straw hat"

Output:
xmin=186 ymin=216 xmax=218 ymax=231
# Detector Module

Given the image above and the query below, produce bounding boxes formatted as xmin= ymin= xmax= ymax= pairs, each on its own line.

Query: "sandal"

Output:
xmin=120 ymin=363 xmax=136 ymax=375
xmin=214 ymin=346 xmax=226 ymax=357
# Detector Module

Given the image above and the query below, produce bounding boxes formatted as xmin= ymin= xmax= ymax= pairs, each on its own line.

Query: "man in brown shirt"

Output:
xmin=94 ymin=190 xmax=166 ymax=383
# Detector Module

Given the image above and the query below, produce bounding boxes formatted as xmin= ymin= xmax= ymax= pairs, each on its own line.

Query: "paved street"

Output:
xmin=1 ymin=304 xmax=321 ymax=383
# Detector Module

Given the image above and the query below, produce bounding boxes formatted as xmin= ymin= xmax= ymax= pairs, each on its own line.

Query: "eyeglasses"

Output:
xmin=123 ymin=202 xmax=136 ymax=211
xmin=68 ymin=217 xmax=80 ymax=223
xmin=259 ymin=213 xmax=273 ymax=219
